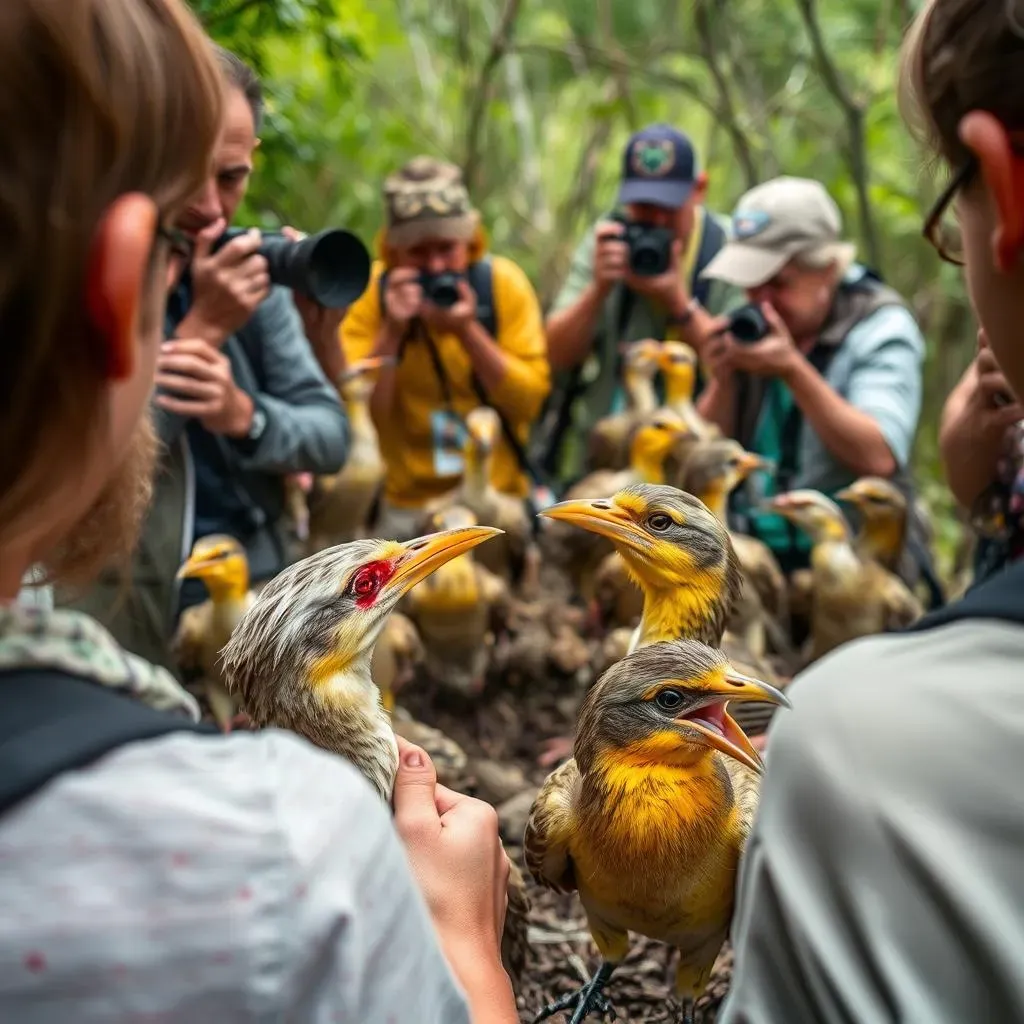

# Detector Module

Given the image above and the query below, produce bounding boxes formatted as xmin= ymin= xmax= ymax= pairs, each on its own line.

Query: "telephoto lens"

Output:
xmin=419 ymin=271 xmax=462 ymax=308
xmin=727 ymin=303 xmax=770 ymax=344
xmin=213 ymin=227 xmax=372 ymax=309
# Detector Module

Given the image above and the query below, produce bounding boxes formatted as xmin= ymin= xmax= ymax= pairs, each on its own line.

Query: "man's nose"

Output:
xmin=188 ymin=178 xmax=223 ymax=225
xmin=425 ymin=254 xmax=447 ymax=274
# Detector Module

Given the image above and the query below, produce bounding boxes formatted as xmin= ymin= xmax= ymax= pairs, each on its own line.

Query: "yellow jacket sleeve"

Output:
xmin=339 ymin=260 xmax=385 ymax=365
xmin=487 ymin=256 xmax=551 ymax=425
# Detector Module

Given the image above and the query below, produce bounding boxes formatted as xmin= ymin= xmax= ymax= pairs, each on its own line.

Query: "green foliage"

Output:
xmin=189 ymin=0 xmax=977 ymax=553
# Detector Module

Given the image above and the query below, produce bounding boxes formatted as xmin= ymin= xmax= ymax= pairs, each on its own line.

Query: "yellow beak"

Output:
xmin=834 ymin=485 xmax=860 ymax=506
xmin=383 ymin=526 xmax=503 ymax=598
xmin=539 ymin=498 xmax=654 ymax=555
xmin=176 ymin=556 xmax=216 ymax=580
xmin=676 ymin=668 xmax=791 ymax=775
xmin=736 ymin=451 xmax=772 ymax=477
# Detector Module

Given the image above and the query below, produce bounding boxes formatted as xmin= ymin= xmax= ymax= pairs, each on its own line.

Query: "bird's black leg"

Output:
xmin=681 ymin=996 xmax=696 ymax=1024
xmin=532 ymin=960 xmax=616 ymax=1023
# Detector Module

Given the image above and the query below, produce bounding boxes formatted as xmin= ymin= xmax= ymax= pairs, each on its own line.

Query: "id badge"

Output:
xmin=431 ymin=410 xmax=467 ymax=478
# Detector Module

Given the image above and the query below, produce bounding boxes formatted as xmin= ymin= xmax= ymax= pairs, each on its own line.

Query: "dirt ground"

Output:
xmin=400 ymin=674 xmax=736 ymax=1024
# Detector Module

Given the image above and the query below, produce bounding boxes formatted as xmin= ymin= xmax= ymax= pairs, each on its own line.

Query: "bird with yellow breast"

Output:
xmin=525 ymin=637 xmax=789 ymax=1023
xmin=173 ymin=534 xmax=256 ymax=731
xmin=219 ymin=526 xmax=533 ymax=987
xmin=539 ymin=484 xmax=783 ymax=738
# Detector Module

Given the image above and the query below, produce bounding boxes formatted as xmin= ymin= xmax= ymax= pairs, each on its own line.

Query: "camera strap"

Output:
xmin=398 ymin=309 xmax=550 ymax=528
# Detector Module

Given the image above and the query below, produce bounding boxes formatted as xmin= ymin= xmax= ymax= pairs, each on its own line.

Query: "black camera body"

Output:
xmin=727 ymin=303 xmax=770 ymax=344
xmin=419 ymin=271 xmax=463 ymax=309
xmin=213 ymin=227 xmax=371 ymax=309
xmin=611 ymin=213 xmax=674 ymax=277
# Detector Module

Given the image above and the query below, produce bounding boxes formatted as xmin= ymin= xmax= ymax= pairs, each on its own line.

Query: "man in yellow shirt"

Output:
xmin=341 ymin=156 xmax=550 ymax=538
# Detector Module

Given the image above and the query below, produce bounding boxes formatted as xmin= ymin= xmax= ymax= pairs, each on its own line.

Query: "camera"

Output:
xmin=727 ymin=303 xmax=770 ymax=344
xmin=611 ymin=213 xmax=674 ymax=277
xmin=419 ymin=271 xmax=463 ymax=308
xmin=214 ymin=227 xmax=371 ymax=309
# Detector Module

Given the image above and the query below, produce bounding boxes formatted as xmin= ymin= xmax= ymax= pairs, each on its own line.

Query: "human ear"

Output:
xmin=960 ymin=111 xmax=1024 ymax=273
xmin=692 ymin=172 xmax=709 ymax=204
xmin=85 ymin=193 xmax=158 ymax=381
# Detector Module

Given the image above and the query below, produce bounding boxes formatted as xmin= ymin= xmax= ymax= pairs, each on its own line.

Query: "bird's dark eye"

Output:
xmin=655 ymin=689 xmax=685 ymax=712
xmin=647 ymin=512 xmax=672 ymax=532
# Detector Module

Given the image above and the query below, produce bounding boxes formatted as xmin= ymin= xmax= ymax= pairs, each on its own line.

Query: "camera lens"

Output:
xmin=728 ymin=304 xmax=770 ymax=344
xmin=626 ymin=223 xmax=672 ymax=277
xmin=420 ymin=271 xmax=461 ymax=308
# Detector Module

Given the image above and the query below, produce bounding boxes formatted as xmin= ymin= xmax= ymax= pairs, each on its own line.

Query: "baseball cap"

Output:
xmin=701 ymin=176 xmax=857 ymax=288
xmin=616 ymin=124 xmax=698 ymax=209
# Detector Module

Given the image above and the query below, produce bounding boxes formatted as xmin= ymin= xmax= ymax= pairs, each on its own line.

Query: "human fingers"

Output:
xmin=154 ymin=374 xmax=222 ymax=401
xmin=154 ymin=394 xmax=218 ymax=417
xmin=393 ymin=741 xmax=441 ymax=839
xmin=162 ymin=338 xmax=223 ymax=362
xmin=192 ymin=217 xmax=226 ymax=261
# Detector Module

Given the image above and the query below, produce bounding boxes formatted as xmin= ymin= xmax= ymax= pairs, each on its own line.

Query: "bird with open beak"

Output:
xmin=525 ymin=637 xmax=790 ymax=1023
xmin=220 ymin=526 xmax=501 ymax=801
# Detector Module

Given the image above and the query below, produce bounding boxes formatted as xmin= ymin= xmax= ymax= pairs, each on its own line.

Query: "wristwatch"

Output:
xmin=669 ymin=297 xmax=702 ymax=328
xmin=246 ymin=402 xmax=268 ymax=443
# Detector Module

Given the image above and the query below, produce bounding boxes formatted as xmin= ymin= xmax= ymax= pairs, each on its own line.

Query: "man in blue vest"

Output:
xmin=540 ymin=125 xmax=738 ymax=488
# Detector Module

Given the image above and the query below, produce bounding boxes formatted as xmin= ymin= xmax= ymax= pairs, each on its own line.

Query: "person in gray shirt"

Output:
xmin=0 ymin=4 xmax=517 ymax=1022
xmin=720 ymin=0 xmax=1024 ymax=1019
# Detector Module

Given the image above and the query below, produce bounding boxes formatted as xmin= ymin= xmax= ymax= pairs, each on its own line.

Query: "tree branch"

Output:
xmin=693 ymin=0 xmax=760 ymax=189
xmin=512 ymin=41 xmax=719 ymax=119
xmin=462 ymin=0 xmax=522 ymax=192
xmin=793 ymin=0 xmax=880 ymax=268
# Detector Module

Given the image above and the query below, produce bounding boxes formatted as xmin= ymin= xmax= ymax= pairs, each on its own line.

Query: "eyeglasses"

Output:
xmin=922 ymin=157 xmax=977 ymax=266
xmin=157 ymin=224 xmax=195 ymax=263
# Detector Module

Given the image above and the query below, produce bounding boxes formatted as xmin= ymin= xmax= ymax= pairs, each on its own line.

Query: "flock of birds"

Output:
xmin=169 ymin=338 xmax=935 ymax=1022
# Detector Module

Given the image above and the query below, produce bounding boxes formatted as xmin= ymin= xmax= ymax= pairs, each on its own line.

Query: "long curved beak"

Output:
xmin=677 ymin=668 xmax=791 ymax=775
xmin=538 ymin=498 xmax=653 ymax=555
xmin=384 ymin=526 xmax=503 ymax=597
xmin=177 ymin=555 xmax=214 ymax=580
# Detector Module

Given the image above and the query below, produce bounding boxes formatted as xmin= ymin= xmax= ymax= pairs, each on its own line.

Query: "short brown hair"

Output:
xmin=0 ymin=0 xmax=223 ymax=556
xmin=899 ymin=0 xmax=1024 ymax=166
xmin=215 ymin=45 xmax=264 ymax=132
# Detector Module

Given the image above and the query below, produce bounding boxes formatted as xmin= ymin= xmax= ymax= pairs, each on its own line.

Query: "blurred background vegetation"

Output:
xmin=191 ymin=0 xmax=973 ymax=573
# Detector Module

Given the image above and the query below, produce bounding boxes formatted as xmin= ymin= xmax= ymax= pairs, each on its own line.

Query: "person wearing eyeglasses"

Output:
xmin=693 ymin=176 xmax=929 ymax=581
xmin=719 ymin=2 xmax=1024 ymax=1020
xmin=62 ymin=47 xmax=348 ymax=673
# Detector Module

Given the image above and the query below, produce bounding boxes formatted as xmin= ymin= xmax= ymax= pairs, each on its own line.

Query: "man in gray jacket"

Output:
xmin=62 ymin=47 xmax=348 ymax=671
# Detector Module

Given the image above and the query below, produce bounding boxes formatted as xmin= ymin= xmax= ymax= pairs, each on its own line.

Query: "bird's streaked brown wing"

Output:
xmin=524 ymin=757 xmax=580 ymax=894
xmin=723 ymin=757 xmax=762 ymax=843
xmin=171 ymin=602 xmax=209 ymax=675
xmin=880 ymin=570 xmax=925 ymax=631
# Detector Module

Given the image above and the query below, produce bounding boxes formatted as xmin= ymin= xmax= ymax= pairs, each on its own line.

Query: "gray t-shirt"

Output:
xmin=0 ymin=727 xmax=470 ymax=1023
xmin=720 ymin=619 xmax=1024 ymax=1023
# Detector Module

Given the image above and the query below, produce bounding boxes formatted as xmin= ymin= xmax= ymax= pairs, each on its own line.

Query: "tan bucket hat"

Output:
xmin=383 ymin=156 xmax=480 ymax=248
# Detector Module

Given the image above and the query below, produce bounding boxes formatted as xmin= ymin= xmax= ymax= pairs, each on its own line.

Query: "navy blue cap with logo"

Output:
xmin=616 ymin=124 xmax=698 ymax=209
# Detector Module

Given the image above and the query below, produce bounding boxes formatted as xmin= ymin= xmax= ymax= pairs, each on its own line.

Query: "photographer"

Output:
xmin=340 ymin=156 xmax=549 ymax=539
xmin=541 ymin=125 xmax=738 ymax=486
xmin=63 ymin=47 xmax=348 ymax=668
xmin=695 ymin=177 xmax=925 ymax=573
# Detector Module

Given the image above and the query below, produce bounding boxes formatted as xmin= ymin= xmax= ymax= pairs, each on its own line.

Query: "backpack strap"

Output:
xmin=907 ymin=558 xmax=1024 ymax=633
xmin=0 ymin=667 xmax=216 ymax=815
xmin=691 ymin=211 xmax=726 ymax=306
